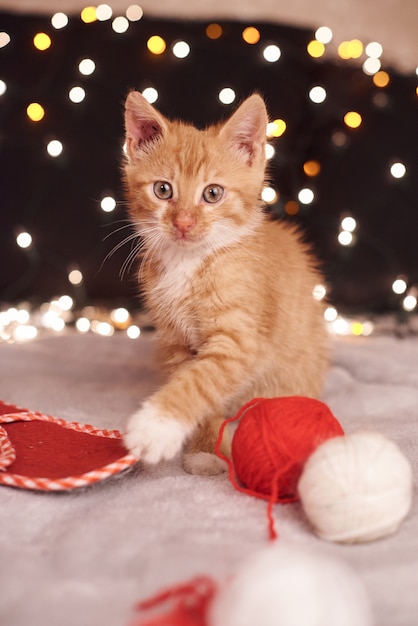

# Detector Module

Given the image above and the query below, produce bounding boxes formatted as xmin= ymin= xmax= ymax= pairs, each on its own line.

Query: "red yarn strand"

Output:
xmin=267 ymin=469 xmax=281 ymax=541
xmin=216 ymin=398 xmax=283 ymax=540
xmin=215 ymin=399 xmax=273 ymax=502
xmin=215 ymin=397 xmax=264 ymax=469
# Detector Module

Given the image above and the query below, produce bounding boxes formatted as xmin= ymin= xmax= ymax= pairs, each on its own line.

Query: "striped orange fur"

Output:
xmin=122 ymin=92 xmax=329 ymax=473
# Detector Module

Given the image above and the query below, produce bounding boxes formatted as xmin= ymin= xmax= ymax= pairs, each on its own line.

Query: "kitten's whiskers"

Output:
xmin=136 ymin=224 xmax=167 ymax=283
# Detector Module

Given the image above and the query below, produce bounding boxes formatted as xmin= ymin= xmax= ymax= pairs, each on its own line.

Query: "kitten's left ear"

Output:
xmin=124 ymin=91 xmax=168 ymax=160
xmin=219 ymin=94 xmax=268 ymax=166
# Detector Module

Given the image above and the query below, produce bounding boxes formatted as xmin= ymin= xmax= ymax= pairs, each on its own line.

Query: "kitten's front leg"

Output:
xmin=125 ymin=334 xmax=195 ymax=463
xmin=125 ymin=323 xmax=258 ymax=465
xmin=124 ymin=400 xmax=194 ymax=463
xmin=160 ymin=345 xmax=195 ymax=374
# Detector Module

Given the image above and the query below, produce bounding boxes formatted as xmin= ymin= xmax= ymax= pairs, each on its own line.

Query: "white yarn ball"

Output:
xmin=298 ymin=430 xmax=413 ymax=543
xmin=209 ymin=544 xmax=373 ymax=626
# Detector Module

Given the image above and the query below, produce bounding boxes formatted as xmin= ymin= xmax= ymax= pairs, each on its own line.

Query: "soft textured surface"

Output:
xmin=0 ymin=331 xmax=417 ymax=626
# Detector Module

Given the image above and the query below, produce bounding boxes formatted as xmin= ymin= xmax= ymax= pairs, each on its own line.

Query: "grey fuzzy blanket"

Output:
xmin=0 ymin=332 xmax=417 ymax=626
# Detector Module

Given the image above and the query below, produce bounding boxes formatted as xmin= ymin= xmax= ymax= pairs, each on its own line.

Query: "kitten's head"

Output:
xmin=123 ymin=92 xmax=268 ymax=255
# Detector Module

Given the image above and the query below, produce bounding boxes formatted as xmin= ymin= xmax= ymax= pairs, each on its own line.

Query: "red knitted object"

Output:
xmin=216 ymin=396 xmax=344 ymax=539
xmin=131 ymin=577 xmax=216 ymax=626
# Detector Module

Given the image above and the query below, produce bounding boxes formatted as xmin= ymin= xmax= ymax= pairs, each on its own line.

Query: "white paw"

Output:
xmin=124 ymin=401 xmax=193 ymax=464
xmin=183 ymin=452 xmax=228 ymax=476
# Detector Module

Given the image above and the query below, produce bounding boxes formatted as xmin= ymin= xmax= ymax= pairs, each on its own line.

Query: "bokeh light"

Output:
xmin=344 ymin=111 xmax=362 ymax=128
xmin=80 ymin=7 xmax=97 ymax=24
xmin=68 ymin=269 xmax=83 ymax=285
xmin=111 ymin=307 xmax=130 ymax=325
xmin=303 ymin=160 xmax=321 ymax=177
xmin=261 ymin=187 xmax=278 ymax=203
xmin=341 ymin=216 xmax=357 ymax=232
xmin=266 ymin=119 xmax=286 ymax=137
xmin=390 ymin=162 xmax=406 ymax=178
xmin=313 ymin=284 xmax=327 ymax=301
xmin=51 ymin=13 xmax=69 ymax=29
xmin=347 ymin=39 xmax=363 ymax=58
xmin=309 ymin=86 xmax=327 ymax=103
xmin=265 ymin=144 xmax=275 ymax=159
xmin=298 ymin=188 xmax=315 ymax=204
xmin=112 ymin=17 xmax=129 ymax=34
xmin=392 ymin=278 xmax=407 ymax=294
xmin=307 ymin=40 xmax=325 ymax=58
xmin=101 ymin=196 xmax=116 ymax=212
xmin=403 ymin=294 xmax=417 ymax=312
xmin=96 ymin=4 xmax=112 ymax=21
xmin=373 ymin=71 xmax=390 ymax=87
xmin=338 ymin=39 xmax=363 ymax=59
xmin=126 ymin=5 xmax=143 ymax=21
xmin=46 ymin=140 xmax=63 ymax=157
xmin=142 ymin=87 xmax=158 ymax=103
xmin=172 ymin=41 xmax=190 ymax=58
xmin=16 ymin=231 xmax=33 ymax=249
xmin=33 ymin=32 xmax=52 ymax=51
xmin=206 ymin=23 xmax=222 ymax=39
xmin=76 ymin=317 xmax=91 ymax=333
xmin=69 ymin=86 xmax=86 ymax=103
xmin=0 ymin=32 xmax=11 ymax=48
xmin=324 ymin=307 xmax=338 ymax=322
xmin=365 ymin=42 xmax=383 ymax=58
xmin=127 ymin=325 xmax=141 ymax=339
xmin=147 ymin=35 xmax=166 ymax=55
xmin=242 ymin=27 xmax=260 ymax=45
xmin=363 ymin=58 xmax=381 ymax=75
xmin=338 ymin=41 xmax=351 ymax=60
xmin=285 ymin=201 xmax=299 ymax=215
xmin=338 ymin=231 xmax=354 ymax=246
xmin=263 ymin=45 xmax=281 ymax=62
xmin=79 ymin=58 xmax=96 ymax=75
xmin=218 ymin=87 xmax=236 ymax=104
xmin=27 ymin=102 xmax=45 ymax=122
xmin=315 ymin=26 xmax=333 ymax=44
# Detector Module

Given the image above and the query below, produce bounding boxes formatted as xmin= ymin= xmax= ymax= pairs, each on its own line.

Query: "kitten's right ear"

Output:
xmin=124 ymin=91 xmax=167 ymax=160
xmin=219 ymin=94 xmax=268 ymax=166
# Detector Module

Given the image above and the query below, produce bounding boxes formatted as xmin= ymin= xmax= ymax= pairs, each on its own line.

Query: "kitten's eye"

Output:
xmin=153 ymin=181 xmax=173 ymax=200
xmin=203 ymin=184 xmax=224 ymax=204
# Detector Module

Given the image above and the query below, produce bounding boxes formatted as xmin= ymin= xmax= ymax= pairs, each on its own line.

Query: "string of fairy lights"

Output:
xmin=0 ymin=5 xmax=417 ymax=343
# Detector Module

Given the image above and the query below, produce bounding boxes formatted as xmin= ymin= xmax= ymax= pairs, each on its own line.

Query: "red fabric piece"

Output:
xmin=132 ymin=577 xmax=216 ymax=626
xmin=0 ymin=402 xmax=27 ymax=416
xmin=3 ymin=420 xmax=129 ymax=479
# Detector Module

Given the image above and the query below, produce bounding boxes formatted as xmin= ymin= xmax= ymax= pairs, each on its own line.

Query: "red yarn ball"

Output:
xmin=230 ymin=396 xmax=344 ymax=504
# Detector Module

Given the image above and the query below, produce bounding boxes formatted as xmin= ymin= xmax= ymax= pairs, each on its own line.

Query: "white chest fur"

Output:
xmin=152 ymin=244 xmax=205 ymax=344
xmin=156 ymin=245 xmax=203 ymax=301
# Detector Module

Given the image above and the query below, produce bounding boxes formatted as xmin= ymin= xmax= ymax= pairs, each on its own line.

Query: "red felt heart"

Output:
xmin=0 ymin=401 xmax=137 ymax=490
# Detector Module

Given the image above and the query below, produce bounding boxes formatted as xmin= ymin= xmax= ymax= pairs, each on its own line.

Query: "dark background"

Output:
xmin=0 ymin=11 xmax=417 ymax=315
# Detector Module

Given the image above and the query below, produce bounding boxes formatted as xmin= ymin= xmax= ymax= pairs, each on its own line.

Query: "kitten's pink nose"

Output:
xmin=173 ymin=211 xmax=195 ymax=235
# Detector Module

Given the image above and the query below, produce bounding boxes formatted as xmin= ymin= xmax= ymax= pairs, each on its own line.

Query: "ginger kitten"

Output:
xmin=123 ymin=92 xmax=329 ymax=475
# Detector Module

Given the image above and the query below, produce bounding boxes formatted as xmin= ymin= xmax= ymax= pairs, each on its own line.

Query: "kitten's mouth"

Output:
xmin=172 ymin=231 xmax=204 ymax=246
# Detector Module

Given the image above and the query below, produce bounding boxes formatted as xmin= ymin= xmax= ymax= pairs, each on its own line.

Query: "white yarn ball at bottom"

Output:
xmin=209 ymin=544 xmax=373 ymax=626
xmin=298 ymin=430 xmax=413 ymax=543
